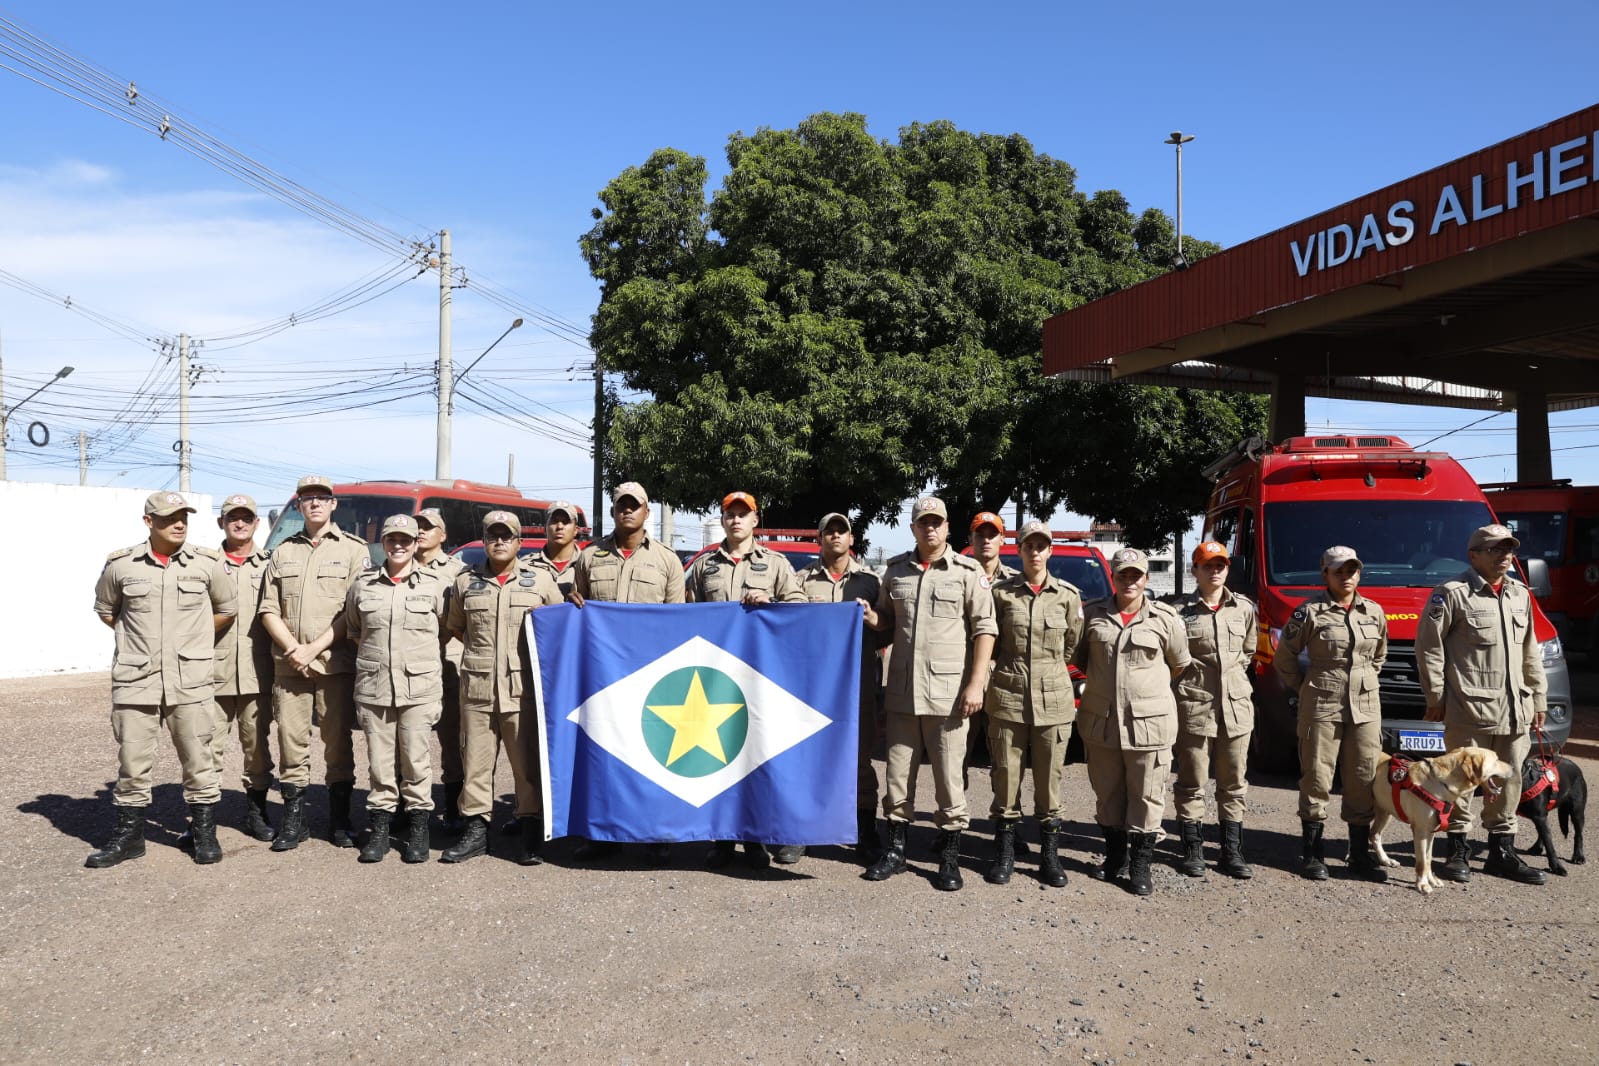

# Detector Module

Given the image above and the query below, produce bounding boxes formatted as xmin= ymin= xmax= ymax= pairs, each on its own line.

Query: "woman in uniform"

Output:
xmin=1273 ymin=546 xmax=1389 ymax=882
xmin=1070 ymin=548 xmax=1190 ymax=896
xmin=344 ymin=514 xmax=451 ymax=864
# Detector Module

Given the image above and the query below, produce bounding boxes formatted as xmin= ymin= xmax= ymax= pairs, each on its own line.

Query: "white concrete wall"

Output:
xmin=0 ymin=481 xmax=214 ymax=678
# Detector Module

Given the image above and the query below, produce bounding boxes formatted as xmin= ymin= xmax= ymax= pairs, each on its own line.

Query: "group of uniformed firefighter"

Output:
xmin=87 ymin=478 xmax=1550 ymax=892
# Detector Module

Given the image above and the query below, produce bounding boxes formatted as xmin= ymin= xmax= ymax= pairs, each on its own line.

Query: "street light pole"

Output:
xmin=449 ymin=318 xmax=524 ymax=400
xmin=0 ymin=361 xmax=74 ymax=481
xmin=1165 ymin=131 xmax=1195 ymax=266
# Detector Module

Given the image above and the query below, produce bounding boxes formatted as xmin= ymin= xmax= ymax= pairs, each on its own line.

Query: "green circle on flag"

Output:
xmin=641 ymin=666 xmax=749 ymax=778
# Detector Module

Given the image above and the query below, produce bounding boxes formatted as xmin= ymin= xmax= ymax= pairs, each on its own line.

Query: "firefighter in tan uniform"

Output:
xmin=88 ymin=491 xmax=237 ymax=868
xmin=1273 ymin=545 xmax=1389 ymax=882
xmin=686 ymin=491 xmax=807 ymax=869
xmin=1170 ymin=540 xmax=1257 ymax=880
xmin=863 ymin=497 xmax=996 ymax=893
xmin=796 ymin=512 xmax=888 ymax=864
xmin=527 ymin=500 xmax=583 ymax=599
xmin=569 ymin=481 xmax=685 ymax=862
xmin=440 ymin=511 xmax=563 ymax=866
xmin=1416 ymin=523 xmax=1548 ymax=886
xmin=211 ymin=493 xmax=277 ymax=842
xmin=257 ymin=475 xmax=369 ymax=852
xmin=1072 ymin=548 xmax=1189 ymax=896
xmin=983 ymin=520 xmax=1083 ymax=889
xmin=964 ymin=511 xmax=1017 ymax=780
xmin=346 ymin=514 xmax=450 ymax=864
xmin=415 ymin=508 xmax=468 ymax=832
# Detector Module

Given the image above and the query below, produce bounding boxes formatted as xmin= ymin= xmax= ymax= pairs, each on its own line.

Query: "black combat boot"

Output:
xmin=742 ymin=842 xmax=772 ymax=869
xmin=1346 ymin=824 xmax=1388 ymax=882
xmin=985 ymin=820 xmax=1017 ymax=885
xmin=705 ymin=840 xmax=738 ymax=869
xmin=86 ymin=805 xmax=146 ymax=869
xmin=1091 ymin=826 xmax=1128 ymax=882
xmin=1300 ymin=820 xmax=1329 ymax=880
xmin=328 ymin=781 xmax=356 ymax=848
xmin=863 ymin=821 xmax=908 ymax=881
xmin=1176 ymin=819 xmax=1206 ymax=877
xmin=1217 ymin=820 xmax=1252 ymax=879
xmin=772 ymin=845 xmax=805 ymax=864
xmin=1038 ymin=819 xmax=1068 ymax=888
xmin=359 ymin=810 xmax=390 ymax=863
xmin=188 ymin=803 xmax=223 ymax=864
xmin=1438 ymin=832 xmax=1473 ymax=883
xmin=440 ymin=816 xmax=489 ymax=863
xmin=518 ymin=817 xmax=546 ymax=867
xmin=856 ymin=809 xmax=882 ymax=865
xmin=1127 ymin=831 xmax=1156 ymax=896
xmin=935 ymin=829 xmax=964 ymax=892
xmin=440 ymin=781 xmax=464 ymax=835
xmin=401 ymin=809 xmax=430 ymax=864
xmin=244 ymin=788 xmax=276 ymax=842
xmin=271 ymin=784 xmax=308 ymax=852
xmin=1484 ymin=832 xmax=1548 ymax=885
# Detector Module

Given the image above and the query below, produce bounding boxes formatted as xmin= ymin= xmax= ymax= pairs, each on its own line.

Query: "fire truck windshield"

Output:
xmin=1265 ymin=500 xmax=1495 ymax=587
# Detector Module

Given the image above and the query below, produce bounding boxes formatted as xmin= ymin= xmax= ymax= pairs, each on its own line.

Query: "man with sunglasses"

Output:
xmin=257 ymin=475 xmax=371 ymax=852
xmin=1416 ymin=523 xmax=1548 ymax=886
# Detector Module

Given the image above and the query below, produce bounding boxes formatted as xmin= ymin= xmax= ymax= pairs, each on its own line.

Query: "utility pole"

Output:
xmin=435 ymin=229 xmax=453 ymax=481
xmin=506 ymin=453 xmax=515 ymax=487
xmin=178 ymin=332 xmax=192 ymax=492
xmin=591 ymin=356 xmax=604 ymax=539
xmin=661 ymin=502 xmax=675 ymax=549
xmin=78 ymin=431 xmax=87 ymax=486
xmin=1165 ymin=131 xmax=1195 ymax=265
xmin=0 ymin=330 xmax=6 ymax=481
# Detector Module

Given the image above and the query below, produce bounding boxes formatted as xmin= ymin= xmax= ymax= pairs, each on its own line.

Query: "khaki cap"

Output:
xmin=483 ymin=510 xmax=521 ymax=535
xmin=970 ymin=510 xmax=1005 ymax=534
xmin=547 ymin=500 xmax=580 ymax=522
xmin=415 ymin=507 xmax=446 ymax=531
xmin=380 ymin=514 xmax=420 ymax=539
xmin=1192 ymin=540 xmax=1229 ymax=566
xmin=817 ymin=512 xmax=852 ymax=535
xmin=1469 ymin=523 xmax=1520 ymax=551
xmin=1321 ymin=545 xmax=1361 ymax=570
xmin=1017 ymin=519 xmax=1052 ymax=545
xmin=144 ymin=491 xmax=196 ymax=518
xmin=722 ymin=491 xmax=758 ymax=513
xmin=612 ymin=481 xmax=649 ymax=506
xmin=296 ymin=475 xmax=334 ymax=494
xmin=911 ymin=497 xmax=948 ymax=521
xmin=1110 ymin=547 xmax=1149 ymax=574
xmin=220 ymin=493 xmax=258 ymax=517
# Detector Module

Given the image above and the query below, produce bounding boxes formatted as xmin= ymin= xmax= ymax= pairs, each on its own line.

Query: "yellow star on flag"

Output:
xmin=646 ymin=669 xmax=746 ymax=767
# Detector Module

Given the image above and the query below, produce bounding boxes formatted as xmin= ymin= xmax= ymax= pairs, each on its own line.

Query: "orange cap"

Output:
xmin=970 ymin=511 xmax=1005 ymax=534
xmin=1192 ymin=540 xmax=1230 ymax=566
xmin=721 ymin=491 xmax=758 ymax=513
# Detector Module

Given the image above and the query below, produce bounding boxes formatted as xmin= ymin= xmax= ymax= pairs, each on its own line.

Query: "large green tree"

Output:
xmin=580 ymin=113 xmax=1264 ymax=547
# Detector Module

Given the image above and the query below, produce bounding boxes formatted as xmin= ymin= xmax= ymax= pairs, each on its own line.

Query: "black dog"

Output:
xmin=1517 ymin=754 xmax=1587 ymax=876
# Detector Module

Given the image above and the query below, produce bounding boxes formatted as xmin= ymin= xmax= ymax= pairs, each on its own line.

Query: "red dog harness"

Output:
xmin=1389 ymin=756 xmax=1452 ymax=831
xmin=1520 ymin=759 xmax=1561 ymax=812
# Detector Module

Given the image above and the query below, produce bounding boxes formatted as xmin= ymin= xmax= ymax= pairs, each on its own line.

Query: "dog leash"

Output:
xmin=1520 ymin=727 xmax=1561 ymax=811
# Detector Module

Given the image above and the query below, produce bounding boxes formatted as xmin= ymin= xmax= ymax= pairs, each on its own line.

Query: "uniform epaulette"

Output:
xmin=947 ymin=553 xmax=982 ymax=571
xmin=1083 ymin=595 xmax=1111 ymax=609
xmin=105 ymin=545 xmax=136 ymax=562
xmin=191 ymin=545 xmax=220 ymax=560
xmin=887 ymin=550 xmax=913 ymax=566
xmin=1148 ymin=599 xmax=1179 ymax=617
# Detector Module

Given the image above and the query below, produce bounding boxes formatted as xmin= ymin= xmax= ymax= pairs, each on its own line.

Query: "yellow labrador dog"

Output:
xmin=1370 ymin=746 xmax=1514 ymax=894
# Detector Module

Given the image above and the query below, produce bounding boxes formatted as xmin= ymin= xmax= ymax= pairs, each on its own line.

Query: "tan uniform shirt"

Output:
xmin=574 ymin=533 xmax=685 ymax=604
xmin=685 ymin=543 xmax=806 ymax=603
xmin=875 ymin=550 xmax=998 ymax=717
xmin=1273 ymin=593 xmax=1387 ymax=724
xmin=95 ymin=542 xmax=236 ymax=706
xmin=1072 ymin=598 xmax=1189 ymax=750
xmin=1416 ymin=570 xmax=1546 ymax=732
xmin=979 ymin=560 xmax=1020 ymax=586
xmin=257 ymin=524 xmax=369 ymax=676
xmin=421 ymin=551 xmax=468 ymax=664
xmin=213 ymin=546 xmax=273 ymax=696
xmin=527 ymin=551 xmax=580 ymax=599
xmin=1172 ymin=590 xmax=1257 ymax=738
xmin=447 ymin=562 xmax=563 ymax=710
xmin=343 ymin=567 xmax=449 ymax=706
xmin=798 ymin=556 xmax=887 ymax=706
xmin=986 ymin=573 xmax=1084 ymax=726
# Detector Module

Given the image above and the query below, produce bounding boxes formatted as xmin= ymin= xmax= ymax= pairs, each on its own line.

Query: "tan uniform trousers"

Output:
xmin=459 ymin=699 xmax=539 ymax=819
xmin=883 ymin=711 xmax=968 ymax=830
xmin=1297 ymin=717 xmax=1379 ymax=825
xmin=988 ymin=720 xmax=1067 ymax=822
xmin=272 ymin=672 xmax=356 ymax=787
xmin=1443 ymin=724 xmax=1529 ymax=835
xmin=212 ymin=693 xmax=274 ymax=793
xmin=360 ymin=702 xmax=438 ymax=812
xmin=111 ymin=701 xmax=220 ymax=807
xmin=1084 ymin=739 xmax=1168 ymax=834
xmin=1174 ymin=726 xmax=1251 ymax=823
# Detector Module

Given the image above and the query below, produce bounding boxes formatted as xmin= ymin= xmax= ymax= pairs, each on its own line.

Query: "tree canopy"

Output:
xmin=580 ymin=112 xmax=1265 ymax=547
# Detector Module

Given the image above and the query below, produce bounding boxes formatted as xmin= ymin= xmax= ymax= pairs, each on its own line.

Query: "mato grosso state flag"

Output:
xmin=528 ymin=601 xmax=860 ymax=844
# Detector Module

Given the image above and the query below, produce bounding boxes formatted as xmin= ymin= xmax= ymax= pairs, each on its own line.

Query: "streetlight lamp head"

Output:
xmin=57 ymin=366 xmax=74 ymax=378
xmin=1165 ymin=131 xmax=1195 ymax=145
xmin=511 ymin=318 xmax=524 ymax=329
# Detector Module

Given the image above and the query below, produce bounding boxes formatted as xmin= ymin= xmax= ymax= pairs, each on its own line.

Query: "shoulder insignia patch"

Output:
xmin=105 ymin=546 xmax=134 ymax=562
xmin=1290 ymin=605 xmax=1309 ymax=623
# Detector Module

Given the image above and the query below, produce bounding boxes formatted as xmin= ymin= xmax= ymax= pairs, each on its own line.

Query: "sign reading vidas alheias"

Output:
xmin=528 ymin=601 xmax=860 ymax=845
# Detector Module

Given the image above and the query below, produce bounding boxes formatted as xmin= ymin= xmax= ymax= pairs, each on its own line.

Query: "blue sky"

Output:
xmin=1 ymin=1 xmax=1597 ymax=550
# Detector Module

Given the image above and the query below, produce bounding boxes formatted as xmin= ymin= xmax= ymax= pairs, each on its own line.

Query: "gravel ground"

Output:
xmin=2 ymin=672 xmax=1595 ymax=1065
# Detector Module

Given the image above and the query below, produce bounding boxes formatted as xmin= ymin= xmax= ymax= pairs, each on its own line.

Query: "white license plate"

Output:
xmin=1399 ymin=730 xmax=1446 ymax=753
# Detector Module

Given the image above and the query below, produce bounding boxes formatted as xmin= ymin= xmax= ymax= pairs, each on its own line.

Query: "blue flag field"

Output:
xmin=528 ymin=601 xmax=861 ymax=845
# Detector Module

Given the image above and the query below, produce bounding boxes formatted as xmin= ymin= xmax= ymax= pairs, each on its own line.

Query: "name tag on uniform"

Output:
xmin=519 ymin=575 xmax=538 ymax=586
xmin=749 ymin=562 xmax=769 ymax=572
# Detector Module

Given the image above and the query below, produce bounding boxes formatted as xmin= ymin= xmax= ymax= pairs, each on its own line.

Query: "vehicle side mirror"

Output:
xmin=1524 ymin=557 xmax=1552 ymax=600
